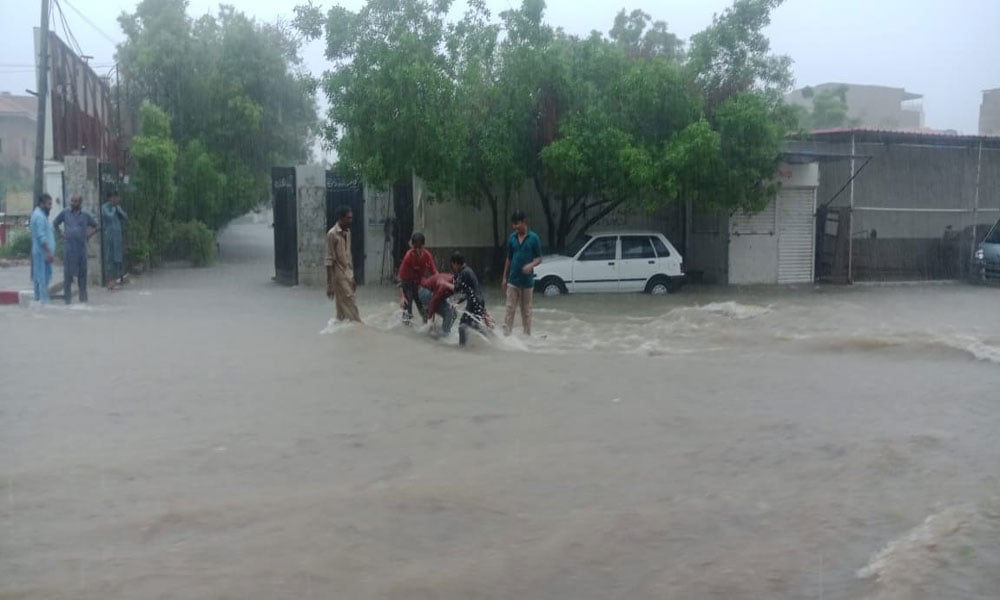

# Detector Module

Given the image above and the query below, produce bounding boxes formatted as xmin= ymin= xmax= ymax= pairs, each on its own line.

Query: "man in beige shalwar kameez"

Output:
xmin=326 ymin=205 xmax=361 ymax=322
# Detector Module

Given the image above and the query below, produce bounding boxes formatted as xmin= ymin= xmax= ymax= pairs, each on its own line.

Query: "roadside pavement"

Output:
xmin=0 ymin=259 xmax=65 ymax=304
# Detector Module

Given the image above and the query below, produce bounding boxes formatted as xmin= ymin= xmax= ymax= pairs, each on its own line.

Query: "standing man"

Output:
xmin=326 ymin=205 xmax=361 ymax=322
xmin=397 ymin=231 xmax=437 ymax=323
xmin=30 ymin=194 xmax=56 ymax=304
xmin=102 ymin=191 xmax=128 ymax=289
xmin=53 ymin=194 xmax=99 ymax=304
xmin=501 ymin=210 xmax=542 ymax=336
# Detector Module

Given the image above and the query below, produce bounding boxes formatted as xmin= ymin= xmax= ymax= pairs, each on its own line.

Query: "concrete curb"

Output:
xmin=0 ymin=279 xmax=64 ymax=306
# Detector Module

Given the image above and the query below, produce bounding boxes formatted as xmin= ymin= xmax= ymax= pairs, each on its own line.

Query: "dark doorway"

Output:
xmin=815 ymin=206 xmax=850 ymax=284
xmin=325 ymin=171 xmax=366 ymax=284
xmin=392 ymin=179 xmax=413 ymax=267
xmin=272 ymin=167 xmax=298 ymax=286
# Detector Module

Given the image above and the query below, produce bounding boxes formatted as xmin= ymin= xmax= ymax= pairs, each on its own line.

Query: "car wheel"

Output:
xmin=540 ymin=276 xmax=567 ymax=296
xmin=645 ymin=276 xmax=670 ymax=295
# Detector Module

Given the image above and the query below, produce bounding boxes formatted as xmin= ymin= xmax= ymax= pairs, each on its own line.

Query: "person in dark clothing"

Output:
xmin=448 ymin=252 xmax=492 ymax=347
xmin=53 ymin=194 xmax=99 ymax=304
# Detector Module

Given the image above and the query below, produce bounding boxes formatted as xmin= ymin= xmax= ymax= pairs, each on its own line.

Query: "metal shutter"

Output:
xmin=777 ymin=188 xmax=816 ymax=284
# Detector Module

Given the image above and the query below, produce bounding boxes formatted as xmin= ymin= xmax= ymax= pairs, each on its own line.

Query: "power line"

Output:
xmin=53 ymin=0 xmax=84 ymax=57
xmin=59 ymin=0 xmax=119 ymax=47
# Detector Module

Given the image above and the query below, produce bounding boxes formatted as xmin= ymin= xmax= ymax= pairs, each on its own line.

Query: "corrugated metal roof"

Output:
xmin=0 ymin=94 xmax=37 ymax=120
xmin=797 ymin=127 xmax=1000 ymax=145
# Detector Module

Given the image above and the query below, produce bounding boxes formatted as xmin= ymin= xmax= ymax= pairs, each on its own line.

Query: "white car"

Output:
xmin=532 ymin=230 xmax=685 ymax=296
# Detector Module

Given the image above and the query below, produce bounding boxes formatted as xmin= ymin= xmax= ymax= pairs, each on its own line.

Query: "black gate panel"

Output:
xmin=272 ymin=167 xmax=298 ymax=286
xmin=325 ymin=171 xmax=365 ymax=284
xmin=392 ymin=179 xmax=413 ymax=267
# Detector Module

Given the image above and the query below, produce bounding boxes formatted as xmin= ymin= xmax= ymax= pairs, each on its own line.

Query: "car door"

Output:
xmin=571 ymin=235 xmax=619 ymax=293
xmin=618 ymin=235 xmax=658 ymax=292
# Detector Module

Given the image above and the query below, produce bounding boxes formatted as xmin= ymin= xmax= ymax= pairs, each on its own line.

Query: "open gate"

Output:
xmin=325 ymin=171 xmax=365 ymax=284
xmin=272 ymin=167 xmax=298 ymax=286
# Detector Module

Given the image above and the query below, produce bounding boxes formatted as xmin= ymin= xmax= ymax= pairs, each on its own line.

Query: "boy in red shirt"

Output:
xmin=397 ymin=232 xmax=437 ymax=323
xmin=418 ymin=271 xmax=455 ymax=335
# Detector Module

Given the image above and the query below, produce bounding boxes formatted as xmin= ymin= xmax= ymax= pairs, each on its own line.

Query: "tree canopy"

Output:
xmin=795 ymin=84 xmax=859 ymax=130
xmin=116 ymin=0 xmax=319 ymax=234
xmin=299 ymin=0 xmax=797 ymax=251
xmin=129 ymin=102 xmax=177 ymax=263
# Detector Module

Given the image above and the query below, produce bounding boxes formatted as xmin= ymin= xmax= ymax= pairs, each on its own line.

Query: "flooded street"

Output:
xmin=2 ymin=218 xmax=999 ymax=599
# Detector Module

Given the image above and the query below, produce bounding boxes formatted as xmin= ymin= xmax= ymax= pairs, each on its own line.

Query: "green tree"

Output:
xmin=129 ymin=102 xmax=177 ymax=262
xmin=796 ymin=84 xmax=854 ymax=130
xmin=117 ymin=0 xmax=318 ymax=230
xmin=609 ymin=9 xmax=683 ymax=60
xmin=304 ymin=0 xmax=797 ymax=251
xmin=446 ymin=0 xmax=535 ymax=271
xmin=175 ymin=139 xmax=226 ymax=229
xmin=528 ymin=11 xmax=697 ymax=249
xmin=302 ymin=0 xmax=460 ymax=188
xmin=686 ymin=0 xmax=796 ymax=215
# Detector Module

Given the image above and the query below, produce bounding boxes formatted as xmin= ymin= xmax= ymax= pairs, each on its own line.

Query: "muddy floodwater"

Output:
xmin=2 ymin=218 xmax=999 ymax=599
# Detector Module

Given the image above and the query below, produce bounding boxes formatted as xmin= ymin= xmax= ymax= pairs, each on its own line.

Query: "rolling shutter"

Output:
xmin=777 ymin=188 xmax=816 ymax=284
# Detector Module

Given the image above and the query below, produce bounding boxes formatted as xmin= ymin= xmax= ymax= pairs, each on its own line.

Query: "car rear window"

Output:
xmin=650 ymin=236 xmax=670 ymax=257
xmin=621 ymin=236 xmax=656 ymax=259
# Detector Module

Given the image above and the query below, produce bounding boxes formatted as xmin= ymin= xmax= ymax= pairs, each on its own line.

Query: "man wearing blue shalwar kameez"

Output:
xmin=30 ymin=194 xmax=56 ymax=304
xmin=102 ymin=192 xmax=127 ymax=288
xmin=53 ymin=194 xmax=99 ymax=304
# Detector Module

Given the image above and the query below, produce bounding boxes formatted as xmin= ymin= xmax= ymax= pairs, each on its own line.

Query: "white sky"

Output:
xmin=2 ymin=0 xmax=998 ymax=134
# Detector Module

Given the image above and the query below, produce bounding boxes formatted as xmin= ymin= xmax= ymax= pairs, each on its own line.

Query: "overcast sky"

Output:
xmin=2 ymin=0 xmax=998 ymax=135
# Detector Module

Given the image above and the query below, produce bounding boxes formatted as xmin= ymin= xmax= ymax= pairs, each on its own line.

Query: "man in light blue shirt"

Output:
xmin=30 ymin=194 xmax=56 ymax=304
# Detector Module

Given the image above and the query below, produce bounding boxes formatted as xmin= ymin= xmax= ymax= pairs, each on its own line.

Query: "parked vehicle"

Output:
xmin=974 ymin=217 xmax=1000 ymax=282
xmin=533 ymin=230 xmax=685 ymax=296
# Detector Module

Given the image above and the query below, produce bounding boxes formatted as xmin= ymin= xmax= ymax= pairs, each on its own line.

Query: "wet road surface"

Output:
xmin=2 ymin=218 xmax=999 ymax=599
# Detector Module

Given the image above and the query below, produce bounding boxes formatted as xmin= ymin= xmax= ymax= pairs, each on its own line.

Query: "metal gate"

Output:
xmin=778 ymin=188 xmax=816 ymax=284
xmin=325 ymin=171 xmax=365 ymax=284
xmin=272 ymin=167 xmax=298 ymax=286
xmin=815 ymin=206 xmax=851 ymax=283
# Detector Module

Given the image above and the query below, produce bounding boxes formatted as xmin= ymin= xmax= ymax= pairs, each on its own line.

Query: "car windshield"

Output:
xmin=563 ymin=235 xmax=591 ymax=257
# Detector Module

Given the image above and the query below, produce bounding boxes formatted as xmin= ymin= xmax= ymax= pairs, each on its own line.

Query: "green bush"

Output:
xmin=126 ymin=240 xmax=152 ymax=270
xmin=0 ymin=229 xmax=32 ymax=258
xmin=168 ymin=220 xmax=215 ymax=267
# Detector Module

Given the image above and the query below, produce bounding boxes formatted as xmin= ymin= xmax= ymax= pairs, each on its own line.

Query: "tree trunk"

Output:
xmin=483 ymin=182 xmax=505 ymax=281
xmin=484 ymin=182 xmax=499 ymax=252
xmin=577 ymin=199 xmax=625 ymax=238
xmin=534 ymin=177 xmax=556 ymax=249
xmin=557 ymin=196 xmax=570 ymax=251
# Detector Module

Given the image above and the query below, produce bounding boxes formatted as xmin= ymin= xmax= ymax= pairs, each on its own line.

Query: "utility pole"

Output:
xmin=32 ymin=0 xmax=51 ymax=202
